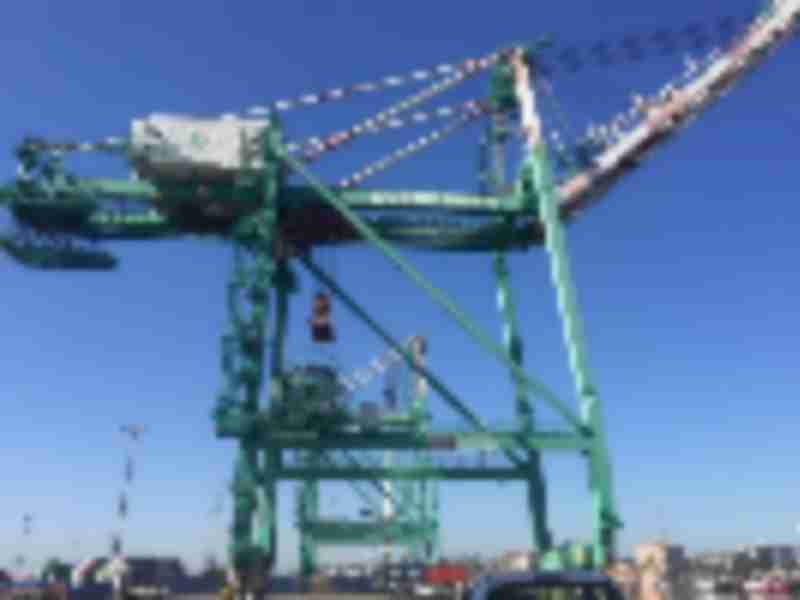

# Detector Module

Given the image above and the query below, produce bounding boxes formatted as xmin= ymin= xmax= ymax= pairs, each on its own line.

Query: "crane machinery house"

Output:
xmin=129 ymin=114 xmax=270 ymax=222
xmin=130 ymin=114 xmax=268 ymax=180
xmin=270 ymin=364 xmax=351 ymax=430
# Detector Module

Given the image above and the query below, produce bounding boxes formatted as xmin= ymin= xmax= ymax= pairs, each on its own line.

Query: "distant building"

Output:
xmin=746 ymin=545 xmax=797 ymax=571
xmin=634 ymin=542 xmax=687 ymax=577
xmin=693 ymin=550 xmax=752 ymax=575
xmin=72 ymin=556 xmax=187 ymax=589
xmin=496 ymin=551 xmax=534 ymax=572
xmin=607 ymin=560 xmax=639 ymax=600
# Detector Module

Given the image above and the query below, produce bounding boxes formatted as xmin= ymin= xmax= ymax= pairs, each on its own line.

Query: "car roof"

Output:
xmin=476 ymin=571 xmax=613 ymax=587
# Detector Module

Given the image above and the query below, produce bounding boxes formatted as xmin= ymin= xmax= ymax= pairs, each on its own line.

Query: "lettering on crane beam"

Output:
xmin=364 ymin=191 xmax=506 ymax=210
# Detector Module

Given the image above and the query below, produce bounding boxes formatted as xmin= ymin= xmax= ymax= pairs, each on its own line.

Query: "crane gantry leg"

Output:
xmin=298 ymin=453 xmax=320 ymax=580
xmin=223 ymin=244 xmax=275 ymax=598
xmin=526 ymin=138 xmax=621 ymax=566
xmin=494 ymin=254 xmax=553 ymax=554
xmin=483 ymin=112 xmax=553 ymax=557
xmin=215 ymin=121 xmax=288 ymax=599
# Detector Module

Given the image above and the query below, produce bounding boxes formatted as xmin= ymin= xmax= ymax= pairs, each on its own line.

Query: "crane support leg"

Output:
xmin=298 ymin=454 xmax=320 ymax=579
xmin=527 ymin=142 xmax=621 ymax=566
xmin=224 ymin=240 xmax=273 ymax=595
xmin=215 ymin=120 xmax=285 ymax=597
xmin=485 ymin=107 xmax=552 ymax=555
xmin=231 ymin=447 xmax=259 ymax=584
xmin=225 ymin=241 xmax=274 ymax=597
xmin=494 ymin=254 xmax=553 ymax=553
xmin=422 ymin=475 xmax=440 ymax=563
xmin=510 ymin=46 xmax=620 ymax=566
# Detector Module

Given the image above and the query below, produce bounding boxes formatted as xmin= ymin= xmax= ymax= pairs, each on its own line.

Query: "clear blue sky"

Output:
xmin=1 ymin=0 xmax=799 ymax=576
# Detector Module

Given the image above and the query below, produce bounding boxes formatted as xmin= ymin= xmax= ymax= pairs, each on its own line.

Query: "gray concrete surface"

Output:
xmin=174 ymin=595 xmax=395 ymax=600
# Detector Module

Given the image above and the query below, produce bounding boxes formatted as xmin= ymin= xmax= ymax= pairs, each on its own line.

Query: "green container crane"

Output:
xmin=2 ymin=4 xmax=798 ymax=597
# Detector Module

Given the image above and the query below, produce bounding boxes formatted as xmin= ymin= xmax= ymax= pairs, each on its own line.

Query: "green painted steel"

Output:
xmin=281 ymin=149 xmax=583 ymax=433
xmin=539 ymin=542 xmax=595 ymax=572
xmin=293 ymin=332 xmax=437 ymax=564
xmin=0 ymin=182 xmax=530 ymax=212
xmin=487 ymin=114 xmax=553 ymax=555
xmin=0 ymin=237 xmax=117 ymax=270
xmin=276 ymin=466 xmax=528 ymax=481
xmin=1 ymin=46 xmax=632 ymax=590
xmin=213 ymin=124 xmax=287 ymax=593
xmin=300 ymin=520 xmax=434 ymax=546
xmin=297 ymin=452 xmax=321 ymax=577
xmin=526 ymin=140 xmax=621 ymax=566
xmin=299 ymin=256 xmax=528 ymax=467
xmin=224 ymin=429 xmax=590 ymax=452
xmin=297 ymin=401 xmax=436 ymax=565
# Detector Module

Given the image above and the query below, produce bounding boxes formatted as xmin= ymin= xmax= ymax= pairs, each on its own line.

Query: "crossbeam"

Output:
xmin=278 ymin=466 xmax=526 ymax=481
xmin=257 ymin=431 xmax=590 ymax=452
xmin=301 ymin=520 xmax=433 ymax=545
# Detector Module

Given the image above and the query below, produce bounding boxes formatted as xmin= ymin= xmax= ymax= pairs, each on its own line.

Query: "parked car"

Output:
xmin=466 ymin=571 xmax=626 ymax=600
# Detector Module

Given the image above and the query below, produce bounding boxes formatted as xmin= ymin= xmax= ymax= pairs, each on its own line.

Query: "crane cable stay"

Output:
xmin=245 ymin=50 xmax=507 ymax=118
xmin=238 ymin=11 xmax=755 ymax=121
xmin=8 ymin=39 xmax=510 ymax=211
xmin=4 ymin=6 xmax=799 ymax=307
xmin=2 ymin=5 xmax=797 ymax=274
xmin=288 ymin=59 xmax=498 ymax=163
xmin=337 ymin=102 xmax=491 ymax=189
xmin=302 ymin=52 xmax=503 ymax=344
xmin=285 ymin=53 xmax=505 ymax=196
xmin=250 ymin=11 xmax=759 ymax=167
xmin=291 ymin=98 xmax=489 ymax=161
xmin=6 ymin=10 xmax=758 ymax=169
xmin=530 ymin=13 xmax=755 ymax=76
xmin=7 ymin=11 xmax=760 ymax=205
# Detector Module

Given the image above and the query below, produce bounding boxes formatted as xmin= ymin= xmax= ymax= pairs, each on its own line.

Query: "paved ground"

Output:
xmin=174 ymin=595 xmax=395 ymax=600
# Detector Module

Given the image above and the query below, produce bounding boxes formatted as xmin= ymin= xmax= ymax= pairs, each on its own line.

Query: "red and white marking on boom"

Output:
xmin=247 ymin=50 xmax=504 ymax=117
xmin=337 ymin=101 xmax=489 ymax=188
xmin=290 ymin=99 xmax=486 ymax=160
xmin=556 ymin=0 xmax=800 ymax=220
xmin=510 ymin=47 xmax=543 ymax=150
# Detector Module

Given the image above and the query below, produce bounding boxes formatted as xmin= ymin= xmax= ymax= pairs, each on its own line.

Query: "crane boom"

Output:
xmin=556 ymin=0 xmax=800 ymax=222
